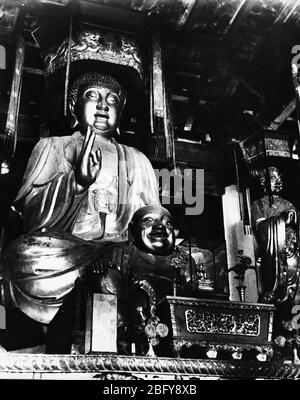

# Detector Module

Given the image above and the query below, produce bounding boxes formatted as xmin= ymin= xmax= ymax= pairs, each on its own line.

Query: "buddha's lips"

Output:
xmin=94 ymin=112 xmax=109 ymax=119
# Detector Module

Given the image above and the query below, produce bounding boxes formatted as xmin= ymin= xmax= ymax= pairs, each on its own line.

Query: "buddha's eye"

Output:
xmin=85 ymin=89 xmax=99 ymax=100
xmin=107 ymin=93 xmax=119 ymax=104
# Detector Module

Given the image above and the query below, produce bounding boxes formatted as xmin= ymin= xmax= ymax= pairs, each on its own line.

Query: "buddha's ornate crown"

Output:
xmin=43 ymin=28 xmax=143 ymax=79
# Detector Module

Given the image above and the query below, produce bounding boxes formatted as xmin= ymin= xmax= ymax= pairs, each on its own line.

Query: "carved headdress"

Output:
xmin=43 ymin=28 xmax=143 ymax=80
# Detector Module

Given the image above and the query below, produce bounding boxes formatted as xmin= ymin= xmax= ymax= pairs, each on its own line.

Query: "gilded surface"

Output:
xmin=44 ymin=29 xmax=143 ymax=78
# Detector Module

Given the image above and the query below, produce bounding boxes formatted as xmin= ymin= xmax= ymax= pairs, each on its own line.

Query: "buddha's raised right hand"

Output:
xmin=286 ymin=209 xmax=297 ymax=225
xmin=75 ymin=126 xmax=101 ymax=194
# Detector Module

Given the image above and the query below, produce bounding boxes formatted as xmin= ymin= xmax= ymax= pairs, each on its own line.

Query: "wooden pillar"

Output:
xmin=85 ymin=293 xmax=117 ymax=354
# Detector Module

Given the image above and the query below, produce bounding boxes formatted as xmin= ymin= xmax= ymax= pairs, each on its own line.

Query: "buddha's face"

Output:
xmin=259 ymin=167 xmax=283 ymax=195
xmin=131 ymin=206 xmax=175 ymax=256
xmin=74 ymin=79 xmax=125 ymax=138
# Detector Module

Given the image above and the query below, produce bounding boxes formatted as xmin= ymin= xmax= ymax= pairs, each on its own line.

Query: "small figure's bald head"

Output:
xmin=130 ymin=205 xmax=175 ymax=256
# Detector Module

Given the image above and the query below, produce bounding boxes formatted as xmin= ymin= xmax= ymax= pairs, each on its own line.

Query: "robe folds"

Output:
xmin=2 ymin=232 xmax=113 ymax=324
xmin=251 ymin=196 xmax=300 ymax=303
xmin=3 ymin=131 xmax=160 ymax=324
xmin=14 ymin=131 xmax=160 ymax=241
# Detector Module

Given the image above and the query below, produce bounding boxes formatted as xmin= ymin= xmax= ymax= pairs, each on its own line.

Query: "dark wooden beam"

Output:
xmin=220 ymin=0 xmax=253 ymax=39
xmin=250 ymin=0 xmax=300 ymax=62
xmin=79 ymin=1 xmax=144 ymax=32
xmin=176 ymin=0 xmax=197 ymax=28
xmin=268 ymin=99 xmax=296 ymax=130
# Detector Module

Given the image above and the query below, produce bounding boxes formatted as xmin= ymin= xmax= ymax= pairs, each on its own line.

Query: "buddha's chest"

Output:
xmin=88 ymin=140 xmax=119 ymax=214
xmin=94 ymin=139 xmax=118 ymax=188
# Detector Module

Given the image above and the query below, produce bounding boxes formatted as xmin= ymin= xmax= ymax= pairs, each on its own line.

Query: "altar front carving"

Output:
xmin=158 ymin=297 xmax=274 ymax=361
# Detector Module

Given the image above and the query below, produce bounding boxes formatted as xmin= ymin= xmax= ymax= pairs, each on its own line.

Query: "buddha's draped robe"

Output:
xmin=3 ymin=131 xmax=160 ymax=323
xmin=14 ymin=131 xmax=160 ymax=241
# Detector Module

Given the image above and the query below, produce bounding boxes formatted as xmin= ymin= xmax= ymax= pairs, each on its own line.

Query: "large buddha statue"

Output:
xmin=251 ymin=166 xmax=300 ymax=303
xmin=13 ymin=73 xmax=159 ymax=242
xmin=0 ymin=29 xmax=160 ymax=350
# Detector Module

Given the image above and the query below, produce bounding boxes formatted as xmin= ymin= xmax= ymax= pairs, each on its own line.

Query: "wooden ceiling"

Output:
xmin=3 ymin=0 xmax=300 ymax=144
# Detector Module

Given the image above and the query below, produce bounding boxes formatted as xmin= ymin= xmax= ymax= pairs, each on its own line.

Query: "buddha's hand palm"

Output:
xmin=75 ymin=127 xmax=101 ymax=193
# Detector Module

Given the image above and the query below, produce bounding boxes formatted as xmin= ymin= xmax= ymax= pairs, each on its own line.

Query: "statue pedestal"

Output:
xmin=0 ymin=353 xmax=299 ymax=380
xmin=85 ymin=293 xmax=117 ymax=354
xmin=158 ymin=296 xmax=275 ymax=361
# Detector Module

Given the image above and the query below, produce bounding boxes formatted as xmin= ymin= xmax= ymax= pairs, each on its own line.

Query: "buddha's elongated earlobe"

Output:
xmin=69 ymin=100 xmax=79 ymax=129
xmin=70 ymin=114 xmax=79 ymax=129
xmin=69 ymin=109 xmax=79 ymax=128
xmin=116 ymin=127 xmax=120 ymax=136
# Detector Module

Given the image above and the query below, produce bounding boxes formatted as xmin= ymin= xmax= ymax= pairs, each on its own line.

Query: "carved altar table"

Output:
xmin=158 ymin=297 xmax=275 ymax=360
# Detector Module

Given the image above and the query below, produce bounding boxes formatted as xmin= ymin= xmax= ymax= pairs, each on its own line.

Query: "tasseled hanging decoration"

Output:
xmin=242 ymin=187 xmax=252 ymax=235
xmin=5 ymin=35 xmax=25 ymax=158
xmin=150 ymin=27 xmax=176 ymax=170
xmin=64 ymin=2 xmax=74 ymax=117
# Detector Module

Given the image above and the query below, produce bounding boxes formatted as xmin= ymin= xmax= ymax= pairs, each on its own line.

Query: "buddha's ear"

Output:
xmin=123 ymin=93 xmax=127 ymax=109
xmin=120 ymin=92 xmax=127 ymax=115
xmin=69 ymin=97 xmax=76 ymax=116
xmin=68 ymin=99 xmax=80 ymax=129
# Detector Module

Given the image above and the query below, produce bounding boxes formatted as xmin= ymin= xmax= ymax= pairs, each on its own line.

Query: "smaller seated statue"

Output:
xmin=110 ymin=205 xmax=195 ymax=301
xmin=96 ymin=205 xmax=195 ymax=355
xmin=251 ymin=166 xmax=300 ymax=303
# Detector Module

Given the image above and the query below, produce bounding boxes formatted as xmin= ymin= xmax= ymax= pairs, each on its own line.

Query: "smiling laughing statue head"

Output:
xmin=130 ymin=205 xmax=175 ymax=256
